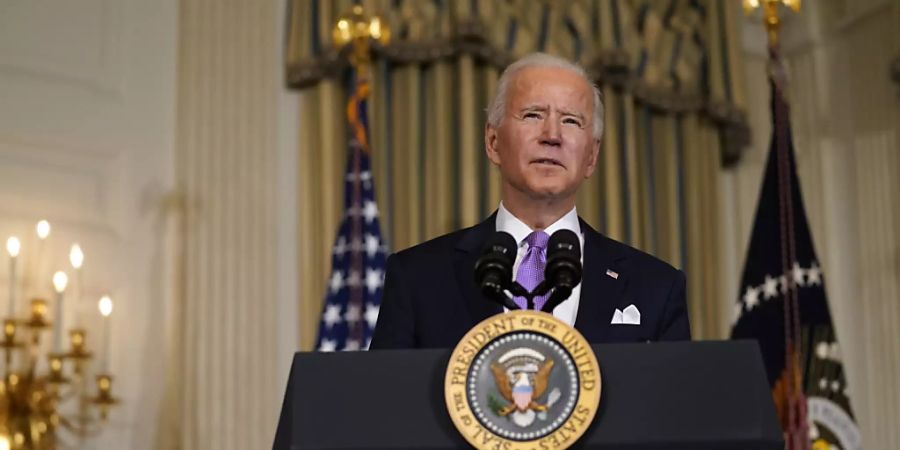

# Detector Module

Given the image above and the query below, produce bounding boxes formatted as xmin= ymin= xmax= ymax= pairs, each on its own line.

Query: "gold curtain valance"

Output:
xmin=285 ymin=0 xmax=749 ymax=165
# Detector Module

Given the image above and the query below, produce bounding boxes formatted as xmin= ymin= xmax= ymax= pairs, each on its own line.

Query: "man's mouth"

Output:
xmin=531 ymin=158 xmax=564 ymax=168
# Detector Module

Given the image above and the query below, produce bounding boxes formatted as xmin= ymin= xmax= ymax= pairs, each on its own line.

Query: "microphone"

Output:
xmin=474 ymin=232 xmax=521 ymax=310
xmin=540 ymin=229 xmax=583 ymax=312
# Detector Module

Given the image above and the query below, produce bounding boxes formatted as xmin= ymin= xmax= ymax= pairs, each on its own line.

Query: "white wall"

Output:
xmin=0 ymin=0 xmax=178 ymax=448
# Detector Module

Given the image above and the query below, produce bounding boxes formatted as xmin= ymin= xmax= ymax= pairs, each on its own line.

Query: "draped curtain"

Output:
xmin=286 ymin=0 xmax=748 ymax=349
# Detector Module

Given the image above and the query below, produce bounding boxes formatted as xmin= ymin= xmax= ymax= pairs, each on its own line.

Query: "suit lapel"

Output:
xmin=454 ymin=213 xmax=503 ymax=324
xmin=575 ymin=220 xmax=628 ymax=342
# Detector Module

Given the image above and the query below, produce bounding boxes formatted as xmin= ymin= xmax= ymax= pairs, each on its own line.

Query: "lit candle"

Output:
xmin=6 ymin=237 xmax=21 ymax=317
xmin=69 ymin=244 xmax=84 ymax=326
xmin=34 ymin=220 xmax=50 ymax=294
xmin=52 ymin=271 xmax=68 ymax=352
xmin=36 ymin=221 xmax=50 ymax=241
xmin=98 ymin=295 xmax=113 ymax=373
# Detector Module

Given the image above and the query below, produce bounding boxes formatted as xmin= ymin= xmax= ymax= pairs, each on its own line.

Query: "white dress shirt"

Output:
xmin=495 ymin=202 xmax=584 ymax=325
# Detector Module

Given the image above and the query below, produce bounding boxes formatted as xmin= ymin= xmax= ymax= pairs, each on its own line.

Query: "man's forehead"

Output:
xmin=508 ymin=67 xmax=593 ymax=108
xmin=513 ymin=66 xmax=588 ymax=84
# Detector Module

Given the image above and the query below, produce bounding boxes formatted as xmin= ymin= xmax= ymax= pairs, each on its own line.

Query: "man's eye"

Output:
xmin=563 ymin=118 xmax=583 ymax=127
xmin=523 ymin=112 xmax=542 ymax=119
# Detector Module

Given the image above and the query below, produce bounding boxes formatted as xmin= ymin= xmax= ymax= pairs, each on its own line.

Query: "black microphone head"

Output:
xmin=547 ymin=229 xmax=581 ymax=259
xmin=546 ymin=229 xmax=582 ymax=292
xmin=482 ymin=231 xmax=518 ymax=258
xmin=474 ymin=232 xmax=518 ymax=298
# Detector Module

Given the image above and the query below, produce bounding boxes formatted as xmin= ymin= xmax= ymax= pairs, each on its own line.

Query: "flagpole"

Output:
xmin=743 ymin=2 xmax=808 ymax=449
xmin=339 ymin=6 xmax=384 ymax=348
xmin=314 ymin=7 xmax=391 ymax=352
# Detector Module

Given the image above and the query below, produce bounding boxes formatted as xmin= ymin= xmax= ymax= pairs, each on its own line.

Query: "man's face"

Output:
xmin=485 ymin=66 xmax=600 ymax=204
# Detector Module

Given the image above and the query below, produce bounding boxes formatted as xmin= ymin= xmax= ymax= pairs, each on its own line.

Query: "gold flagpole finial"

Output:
xmin=333 ymin=5 xmax=391 ymax=74
xmin=743 ymin=0 xmax=801 ymax=49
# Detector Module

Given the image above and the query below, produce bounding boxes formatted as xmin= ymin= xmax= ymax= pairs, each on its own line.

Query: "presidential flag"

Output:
xmin=730 ymin=50 xmax=861 ymax=450
xmin=315 ymin=77 xmax=387 ymax=352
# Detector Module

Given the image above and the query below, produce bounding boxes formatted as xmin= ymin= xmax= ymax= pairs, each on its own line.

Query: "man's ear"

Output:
xmin=584 ymin=138 xmax=601 ymax=179
xmin=485 ymin=123 xmax=501 ymax=166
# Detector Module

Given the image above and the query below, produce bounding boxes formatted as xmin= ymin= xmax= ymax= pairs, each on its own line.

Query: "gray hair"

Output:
xmin=487 ymin=53 xmax=604 ymax=140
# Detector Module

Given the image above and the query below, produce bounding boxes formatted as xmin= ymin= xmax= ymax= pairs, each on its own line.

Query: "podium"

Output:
xmin=273 ymin=340 xmax=782 ymax=449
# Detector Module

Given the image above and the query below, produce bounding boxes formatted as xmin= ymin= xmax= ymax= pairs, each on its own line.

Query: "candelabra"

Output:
xmin=1 ymin=225 xmax=118 ymax=449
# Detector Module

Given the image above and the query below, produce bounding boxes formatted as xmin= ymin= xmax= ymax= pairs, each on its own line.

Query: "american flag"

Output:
xmin=315 ymin=77 xmax=387 ymax=352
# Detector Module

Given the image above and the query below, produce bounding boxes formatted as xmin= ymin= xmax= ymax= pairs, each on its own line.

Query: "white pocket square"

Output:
xmin=610 ymin=304 xmax=641 ymax=325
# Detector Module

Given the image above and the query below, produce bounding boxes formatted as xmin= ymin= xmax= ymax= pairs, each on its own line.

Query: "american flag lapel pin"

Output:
xmin=606 ymin=269 xmax=619 ymax=280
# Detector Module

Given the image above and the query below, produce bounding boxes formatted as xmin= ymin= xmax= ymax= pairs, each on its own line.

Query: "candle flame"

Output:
xmin=99 ymin=296 xmax=113 ymax=317
xmin=6 ymin=237 xmax=20 ymax=258
xmin=53 ymin=271 xmax=68 ymax=293
xmin=69 ymin=243 xmax=84 ymax=269
xmin=743 ymin=0 xmax=801 ymax=14
xmin=36 ymin=220 xmax=51 ymax=239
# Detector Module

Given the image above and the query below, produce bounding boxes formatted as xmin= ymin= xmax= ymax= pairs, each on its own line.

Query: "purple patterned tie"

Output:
xmin=513 ymin=231 xmax=550 ymax=310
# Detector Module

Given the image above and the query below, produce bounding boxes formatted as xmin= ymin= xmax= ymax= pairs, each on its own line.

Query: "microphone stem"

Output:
xmin=539 ymin=287 xmax=570 ymax=313
xmin=488 ymin=290 xmax=522 ymax=311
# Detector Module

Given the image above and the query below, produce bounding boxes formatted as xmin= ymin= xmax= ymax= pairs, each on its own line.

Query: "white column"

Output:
xmin=274 ymin=0 xmax=301 ymax=415
xmin=175 ymin=0 xmax=280 ymax=448
xmin=842 ymin=6 xmax=900 ymax=448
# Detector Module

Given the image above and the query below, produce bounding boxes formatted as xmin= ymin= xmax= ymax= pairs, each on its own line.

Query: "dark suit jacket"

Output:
xmin=370 ymin=214 xmax=690 ymax=349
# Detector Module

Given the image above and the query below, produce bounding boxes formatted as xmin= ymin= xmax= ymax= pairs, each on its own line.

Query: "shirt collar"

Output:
xmin=496 ymin=202 xmax=582 ymax=247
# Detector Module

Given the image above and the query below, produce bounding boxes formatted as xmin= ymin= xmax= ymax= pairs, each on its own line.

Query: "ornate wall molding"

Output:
xmin=0 ymin=0 xmax=125 ymax=95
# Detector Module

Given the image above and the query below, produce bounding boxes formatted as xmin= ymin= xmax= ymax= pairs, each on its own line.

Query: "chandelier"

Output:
xmin=0 ymin=221 xmax=119 ymax=449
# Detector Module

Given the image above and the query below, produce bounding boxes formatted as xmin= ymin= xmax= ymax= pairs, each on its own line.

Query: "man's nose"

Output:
xmin=539 ymin=117 xmax=562 ymax=146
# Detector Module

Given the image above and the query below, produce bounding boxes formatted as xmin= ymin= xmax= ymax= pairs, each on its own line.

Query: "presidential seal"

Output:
xmin=808 ymin=396 xmax=862 ymax=450
xmin=445 ymin=310 xmax=601 ymax=450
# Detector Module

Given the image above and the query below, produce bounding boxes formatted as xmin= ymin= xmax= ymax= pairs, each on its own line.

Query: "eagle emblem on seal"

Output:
xmin=489 ymin=348 xmax=561 ymax=428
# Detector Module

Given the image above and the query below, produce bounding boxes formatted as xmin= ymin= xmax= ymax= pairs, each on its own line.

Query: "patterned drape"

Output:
xmin=286 ymin=0 xmax=748 ymax=349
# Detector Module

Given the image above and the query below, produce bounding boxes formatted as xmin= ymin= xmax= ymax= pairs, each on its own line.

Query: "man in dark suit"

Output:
xmin=370 ymin=53 xmax=690 ymax=349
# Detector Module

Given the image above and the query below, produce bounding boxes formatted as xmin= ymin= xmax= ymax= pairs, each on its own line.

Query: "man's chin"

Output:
xmin=505 ymin=179 xmax=578 ymax=203
xmin=524 ymin=186 xmax=572 ymax=202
